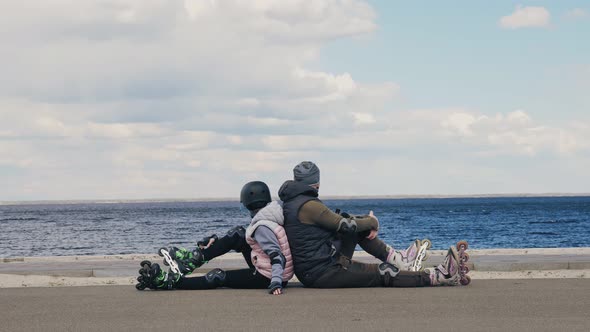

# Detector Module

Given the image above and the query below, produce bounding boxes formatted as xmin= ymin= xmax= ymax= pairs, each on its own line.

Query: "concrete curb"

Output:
xmin=1 ymin=248 xmax=590 ymax=279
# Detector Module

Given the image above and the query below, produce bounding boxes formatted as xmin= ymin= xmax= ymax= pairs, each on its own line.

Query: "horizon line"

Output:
xmin=2 ymin=192 xmax=590 ymax=205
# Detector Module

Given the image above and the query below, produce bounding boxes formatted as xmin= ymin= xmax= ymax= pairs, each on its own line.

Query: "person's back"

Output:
xmin=245 ymin=200 xmax=294 ymax=288
xmin=279 ymin=180 xmax=335 ymax=285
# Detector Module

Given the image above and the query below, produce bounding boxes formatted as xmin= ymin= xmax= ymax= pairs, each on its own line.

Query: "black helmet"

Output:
xmin=240 ymin=181 xmax=271 ymax=211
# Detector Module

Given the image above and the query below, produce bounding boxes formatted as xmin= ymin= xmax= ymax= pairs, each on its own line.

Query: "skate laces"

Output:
xmin=405 ymin=241 xmax=420 ymax=261
xmin=446 ymin=248 xmax=460 ymax=277
xmin=434 ymin=249 xmax=460 ymax=284
xmin=387 ymin=244 xmax=422 ymax=271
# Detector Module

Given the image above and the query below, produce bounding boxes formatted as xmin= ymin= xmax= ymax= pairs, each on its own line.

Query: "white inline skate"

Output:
xmin=426 ymin=241 xmax=471 ymax=286
xmin=387 ymin=239 xmax=432 ymax=271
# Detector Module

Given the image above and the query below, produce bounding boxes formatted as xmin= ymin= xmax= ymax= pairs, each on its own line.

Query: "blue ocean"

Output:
xmin=1 ymin=196 xmax=589 ymax=258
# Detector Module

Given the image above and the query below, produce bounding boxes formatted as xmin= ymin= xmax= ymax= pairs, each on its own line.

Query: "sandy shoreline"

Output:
xmin=3 ymin=247 xmax=590 ymax=263
xmin=3 ymin=247 xmax=590 ymax=262
xmin=1 ymin=248 xmax=589 ymax=288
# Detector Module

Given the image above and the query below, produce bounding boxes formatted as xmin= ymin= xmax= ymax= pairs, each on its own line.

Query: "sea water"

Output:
xmin=1 ymin=196 xmax=589 ymax=257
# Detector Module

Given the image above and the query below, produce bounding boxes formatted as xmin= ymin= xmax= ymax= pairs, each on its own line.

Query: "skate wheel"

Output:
xmin=140 ymin=265 xmax=152 ymax=275
xmin=461 ymin=252 xmax=470 ymax=263
xmin=140 ymin=260 xmax=151 ymax=268
xmin=137 ymin=276 xmax=144 ymax=282
xmin=456 ymin=240 xmax=468 ymax=251
xmin=460 ymin=275 xmax=471 ymax=286
xmin=136 ymin=283 xmax=146 ymax=290
xmin=158 ymin=248 xmax=167 ymax=257
xmin=422 ymin=251 xmax=431 ymax=261
xmin=422 ymin=239 xmax=432 ymax=249
xmin=163 ymin=260 xmax=169 ymax=266
xmin=461 ymin=265 xmax=470 ymax=274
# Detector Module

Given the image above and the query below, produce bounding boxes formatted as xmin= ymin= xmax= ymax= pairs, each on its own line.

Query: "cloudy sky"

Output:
xmin=1 ymin=0 xmax=589 ymax=201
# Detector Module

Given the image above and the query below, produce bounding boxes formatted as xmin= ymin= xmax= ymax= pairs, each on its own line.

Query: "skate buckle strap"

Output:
xmin=437 ymin=265 xmax=449 ymax=275
xmin=160 ymin=248 xmax=183 ymax=276
xmin=410 ymin=242 xmax=429 ymax=272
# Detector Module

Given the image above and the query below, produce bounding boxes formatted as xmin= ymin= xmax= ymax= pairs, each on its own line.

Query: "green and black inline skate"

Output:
xmin=135 ymin=260 xmax=181 ymax=290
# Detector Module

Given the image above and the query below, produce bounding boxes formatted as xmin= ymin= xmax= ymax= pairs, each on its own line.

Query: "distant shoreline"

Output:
xmin=2 ymin=193 xmax=590 ymax=206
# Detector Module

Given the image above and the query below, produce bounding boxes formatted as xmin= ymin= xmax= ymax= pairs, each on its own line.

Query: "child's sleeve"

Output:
xmin=253 ymin=226 xmax=285 ymax=285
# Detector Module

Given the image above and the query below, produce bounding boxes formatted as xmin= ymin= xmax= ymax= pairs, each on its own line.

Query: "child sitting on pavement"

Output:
xmin=136 ymin=181 xmax=293 ymax=295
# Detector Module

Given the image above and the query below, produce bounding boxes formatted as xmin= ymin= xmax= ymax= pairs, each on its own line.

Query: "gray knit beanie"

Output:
xmin=293 ymin=161 xmax=320 ymax=186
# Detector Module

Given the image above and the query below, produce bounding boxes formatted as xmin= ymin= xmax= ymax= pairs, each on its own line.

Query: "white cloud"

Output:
xmin=441 ymin=113 xmax=478 ymax=136
xmin=351 ymin=113 xmax=376 ymax=125
xmin=438 ymin=110 xmax=586 ymax=156
xmin=565 ymin=8 xmax=588 ymax=19
xmin=0 ymin=0 xmax=381 ymax=103
xmin=499 ymin=5 xmax=551 ymax=29
xmin=506 ymin=110 xmax=531 ymax=125
xmin=251 ymin=108 xmax=590 ymax=158
xmin=2 ymin=100 xmax=589 ymax=199
xmin=1 ymin=1 xmax=589 ymax=200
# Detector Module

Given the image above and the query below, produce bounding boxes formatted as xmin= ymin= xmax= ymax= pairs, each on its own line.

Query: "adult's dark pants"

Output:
xmin=310 ymin=256 xmax=431 ymax=288
xmin=310 ymin=231 xmax=430 ymax=288
xmin=334 ymin=230 xmax=389 ymax=261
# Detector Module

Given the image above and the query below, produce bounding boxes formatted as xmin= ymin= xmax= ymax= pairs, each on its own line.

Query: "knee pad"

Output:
xmin=337 ymin=218 xmax=357 ymax=234
xmin=378 ymin=262 xmax=400 ymax=287
xmin=226 ymin=226 xmax=246 ymax=238
xmin=226 ymin=226 xmax=248 ymax=252
xmin=205 ymin=268 xmax=226 ymax=288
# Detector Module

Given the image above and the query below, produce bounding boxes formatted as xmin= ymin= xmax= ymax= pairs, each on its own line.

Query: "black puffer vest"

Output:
xmin=278 ymin=181 xmax=336 ymax=285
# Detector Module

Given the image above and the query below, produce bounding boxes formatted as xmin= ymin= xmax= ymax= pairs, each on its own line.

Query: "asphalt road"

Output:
xmin=1 ymin=279 xmax=589 ymax=332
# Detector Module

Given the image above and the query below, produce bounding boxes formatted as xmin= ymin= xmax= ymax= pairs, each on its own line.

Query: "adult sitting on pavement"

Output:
xmin=279 ymin=161 xmax=463 ymax=288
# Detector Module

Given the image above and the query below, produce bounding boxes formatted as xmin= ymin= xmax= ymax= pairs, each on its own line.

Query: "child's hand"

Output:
xmin=200 ymin=237 xmax=216 ymax=249
xmin=197 ymin=235 xmax=218 ymax=249
xmin=268 ymin=281 xmax=283 ymax=295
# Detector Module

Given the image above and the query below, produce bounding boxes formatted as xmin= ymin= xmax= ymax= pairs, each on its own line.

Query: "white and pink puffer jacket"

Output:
xmin=245 ymin=201 xmax=294 ymax=282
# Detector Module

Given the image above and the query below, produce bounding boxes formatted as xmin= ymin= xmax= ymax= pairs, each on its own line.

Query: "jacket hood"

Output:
xmin=250 ymin=201 xmax=284 ymax=226
xmin=278 ymin=180 xmax=319 ymax=202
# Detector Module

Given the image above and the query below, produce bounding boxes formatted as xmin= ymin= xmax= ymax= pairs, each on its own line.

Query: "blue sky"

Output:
xmin=317 ymin=1 xmax=589 ymax=122
xmin=0 ymin=1 xmax=588 ymax=200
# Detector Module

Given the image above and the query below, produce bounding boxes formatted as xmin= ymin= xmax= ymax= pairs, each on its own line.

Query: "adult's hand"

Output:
xmin=369 ymin=210 xmax=379 ymax=223
xmin=366 ymin=229 xmax=378 ymax=240
xmin=366 ymin=210 xmax=379 ymax=240
xmin=369 ymin=210 xmax=379 ymax=229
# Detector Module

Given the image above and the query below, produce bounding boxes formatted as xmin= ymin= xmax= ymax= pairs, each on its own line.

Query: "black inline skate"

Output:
xmin=135 ymin=260 xmax=180 ymax=290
